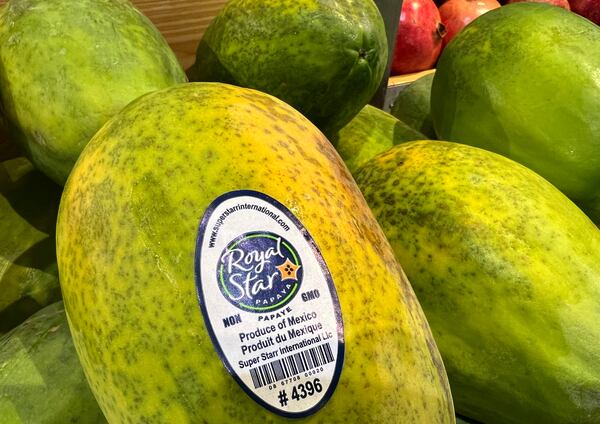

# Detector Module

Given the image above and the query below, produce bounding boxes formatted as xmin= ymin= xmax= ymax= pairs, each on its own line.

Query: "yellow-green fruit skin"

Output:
xmin=355 ymin=140 xmax=600 ymax=424
xmin=0 ymin=0 xmax=187 ymax=185
xmin=57 ymin=83 xmax=454 ymax=423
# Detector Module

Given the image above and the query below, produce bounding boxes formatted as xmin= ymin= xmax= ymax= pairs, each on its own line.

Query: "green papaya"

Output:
xmin=0 ymin=0 xmax=187 ymax=184
xmin=391 ymin=73 xmax=436 ymax=139
xmin=431 ymin=4 xmax=600 ymax=223
xmin=355 ymin=140 xmax=600 ymax=423
xmin=57 ymin=83 xmax=454 ymax=423
xmin=0 ymin=301 xmax=106 ymax=423
xmin=0 ymin=157 xmax=62 ymax=334
xmin=331 ymin=105 xmax=425 ymax=174
xmin=188 ymin=0 xmax=387 ymax=136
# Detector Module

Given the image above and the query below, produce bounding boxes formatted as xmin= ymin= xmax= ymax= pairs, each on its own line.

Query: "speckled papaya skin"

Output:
xmin=355 ymin=140 xmax=600 ymax=424
xmin=57 ymin=83 xmax=454 ymax=423
xmin=0 ymin=0 xmax=187 ymax=185
xmin=188 ymin=0 xmax=387 ymax=136
xmin=431 ymin=4 xmax=600 ymax=224
xmin=331 ymin=104 xmax=425 ymax=175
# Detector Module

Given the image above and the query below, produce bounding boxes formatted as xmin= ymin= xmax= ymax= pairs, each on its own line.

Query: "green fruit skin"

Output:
xmin=0 ymin=157 xmax=62 ymax=334
xmin=188 ymin=0 xmax=387 ymax=136
xmin=391 ymin=73 xmax=436 ymax=139
xmin=431 ymin=4 xmax=600 ymax=223
xmin=57 ymin=83 xmax=454 ymax=423
xmin=0 ymin=0 xmax=187 ymax=185
xmin=355 ymin=140 xmax=600 ymax=424
xmin=0 ymin=301 xmax=106 ymax=423
xmin=331 ymin=104 xmax=425 ymax=174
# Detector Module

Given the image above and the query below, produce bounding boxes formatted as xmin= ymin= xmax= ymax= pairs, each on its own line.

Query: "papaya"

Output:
xmin=0 ymin=301 xmax=106 ymax=423
xmin=431 ymin=4 xmax=600 ymax=223
xmin=331 ymin=104 xmax=425 ymax=174
xmin=391 ymin=73 xmax=436 ymax=139
xmin=0 ymin=156 xmax=62 ymax=334
xmin=57 ymin=83 xmax=454 ymax=423
xmin=188 ymin=0 xmax=387 ymax=136
xmin=355 ymin=140 xmax=600 ymax=423
xmin=0 ymin=0 xmax=187 ymax=184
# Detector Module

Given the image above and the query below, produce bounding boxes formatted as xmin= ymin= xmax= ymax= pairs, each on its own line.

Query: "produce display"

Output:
xmin=355 ymin=140 xmax=600 ymax=423
xmin=0 ymin=0 xmax=187 ymax=184
xmin=0 ymin=0 xmax=599 ymax=423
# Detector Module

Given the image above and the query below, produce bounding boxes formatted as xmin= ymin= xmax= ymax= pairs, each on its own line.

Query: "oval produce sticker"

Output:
xmin=195 ymin=190 xmax=344 ymax=418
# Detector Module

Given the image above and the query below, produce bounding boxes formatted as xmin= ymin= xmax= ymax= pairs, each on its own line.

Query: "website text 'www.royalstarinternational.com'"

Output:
xmin=209 ymin=203 xmax=290 ymax=248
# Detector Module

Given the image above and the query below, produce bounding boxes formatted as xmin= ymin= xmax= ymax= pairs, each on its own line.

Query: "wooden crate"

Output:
xmin=131 ymin=0 xmax=227 ymax=69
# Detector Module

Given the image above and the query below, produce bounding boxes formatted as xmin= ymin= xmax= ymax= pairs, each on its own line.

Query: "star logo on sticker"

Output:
xmin=276 ymin=258 xmax=301 ymax=281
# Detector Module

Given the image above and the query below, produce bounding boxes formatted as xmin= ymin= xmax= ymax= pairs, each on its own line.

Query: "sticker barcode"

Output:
xmin=249 ymin=342 xmax=334 ymax=389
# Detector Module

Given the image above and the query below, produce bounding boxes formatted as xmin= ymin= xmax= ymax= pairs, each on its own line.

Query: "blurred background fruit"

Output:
xmin=569 ymin=0 xmax=600 ymax=24
xmin=391 ymin=0 xmax=446 ymax=74
xmin=438 ymin=0 xmax=500 ymax=48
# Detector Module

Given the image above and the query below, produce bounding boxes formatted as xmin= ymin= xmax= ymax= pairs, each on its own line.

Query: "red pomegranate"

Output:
xmin=506 ymin=0 xmax=570 ymax=10
xmin=570 ymin=0 xmax=600 ymax=25
xmin=391 ymin=0 xmax=446 ymax=75
xmin=439 ymin=0 xmax=501 ymax=48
